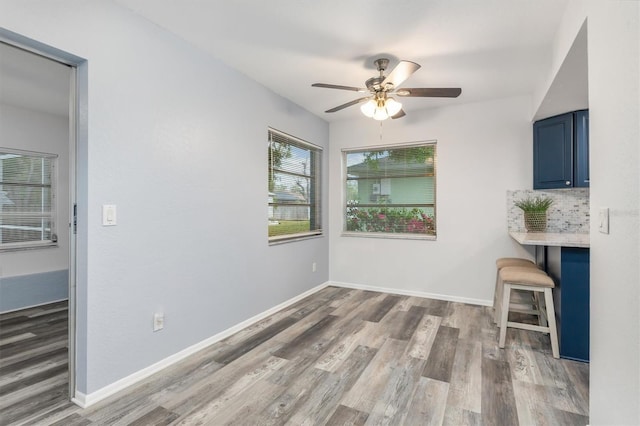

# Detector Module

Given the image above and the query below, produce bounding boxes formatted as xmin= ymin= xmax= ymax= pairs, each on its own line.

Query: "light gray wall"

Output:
xmin=329 ymin=95 xmax=535 ymax=303
xmin=586 ymin=2 xmax=640 ymax=423
xmin=539 ymin=1 xmax=640 ymax=422
xmin=0 ymin=104 xmax=70 ymax=312
xmin=0 ymin=1 xmax=329 ymax=395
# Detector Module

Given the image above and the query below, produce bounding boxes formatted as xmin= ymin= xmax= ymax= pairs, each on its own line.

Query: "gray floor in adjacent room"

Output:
xmin=0 ymin=286 xmax=589 ymax=425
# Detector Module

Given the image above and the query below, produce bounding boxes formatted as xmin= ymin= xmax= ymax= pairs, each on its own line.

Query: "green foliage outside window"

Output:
xmin=346 ymin=201 xmax=435 ymax=235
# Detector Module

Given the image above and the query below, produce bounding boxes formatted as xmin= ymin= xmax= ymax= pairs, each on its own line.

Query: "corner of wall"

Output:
xmin=532 ymin=1 xmax=588 ymax=118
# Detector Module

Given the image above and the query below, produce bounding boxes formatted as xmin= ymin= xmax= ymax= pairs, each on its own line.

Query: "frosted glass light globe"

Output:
xmin=360 ymin=99 xmax=376 ymax=117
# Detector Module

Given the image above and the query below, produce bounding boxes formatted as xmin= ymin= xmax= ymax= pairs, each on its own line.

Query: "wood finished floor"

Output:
xmin=0 ymin=287 xmax=589 ymax=425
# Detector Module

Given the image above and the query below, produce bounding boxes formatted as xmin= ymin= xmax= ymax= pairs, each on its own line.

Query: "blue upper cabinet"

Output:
xmin=533 ymin=110 xmax=589 ymax=189
xmin=534 ymin=112 xmax=573 ymax=189
xmin=574 ymin=110 xmax=590 ymax=187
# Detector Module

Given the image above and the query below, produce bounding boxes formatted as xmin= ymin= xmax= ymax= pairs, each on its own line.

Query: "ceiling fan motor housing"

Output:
xmin=365 ymin=76 xmax=385 ymax=92
xmin=374 ymin=58 xmax=390 ymax=72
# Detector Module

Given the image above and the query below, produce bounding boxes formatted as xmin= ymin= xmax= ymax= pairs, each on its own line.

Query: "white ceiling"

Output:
xmin=2 ymin=1 xmax=574 ymax=121
xmin=115 ymin=0 xmax=570 ymax=121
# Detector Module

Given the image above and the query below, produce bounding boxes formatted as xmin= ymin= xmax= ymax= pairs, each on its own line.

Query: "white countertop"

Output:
xmin=509 ymin=231 xmax=590 ymax=248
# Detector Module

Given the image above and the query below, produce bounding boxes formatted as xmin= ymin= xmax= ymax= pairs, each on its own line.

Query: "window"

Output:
xmin=268 ymin=128 xmax=322 ymax=242
xmin=0 ymin=149 xmax=57 ymax=250
xmin=343 ymin=142 xmax=436 ymax=238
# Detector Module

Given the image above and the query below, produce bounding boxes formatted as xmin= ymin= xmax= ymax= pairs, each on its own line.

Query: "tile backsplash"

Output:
xmin=507 ymin=189 xmax=590 ymax=233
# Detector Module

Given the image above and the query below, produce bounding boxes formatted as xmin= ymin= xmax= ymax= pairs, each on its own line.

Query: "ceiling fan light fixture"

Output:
xmin=373 ymin=107 xmax=388 ymax=121
xmin=385 ymin=97 xmax=402 ymax=116
xmin=360 ymin=99 xmax=377 ymax=117
xmin=363 ymin=97 xmax=403 ymax=121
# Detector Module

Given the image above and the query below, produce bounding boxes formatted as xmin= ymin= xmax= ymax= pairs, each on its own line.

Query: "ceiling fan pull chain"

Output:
xmin=379 ymin=121 xmax=383 ymax=142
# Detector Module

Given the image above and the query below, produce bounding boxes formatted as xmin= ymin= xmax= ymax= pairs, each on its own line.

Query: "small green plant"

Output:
xmin=515 ymin=196 xmax=553 ymax=232
xmin=514 ymin=196 xmax=554 ymax=212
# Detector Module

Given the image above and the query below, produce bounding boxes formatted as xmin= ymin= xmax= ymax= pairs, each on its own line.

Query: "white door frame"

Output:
xmin=0 ymin=28 xmax=87 ymax=403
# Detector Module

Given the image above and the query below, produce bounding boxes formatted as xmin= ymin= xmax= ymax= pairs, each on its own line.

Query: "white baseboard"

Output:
xmin=74 ymin=281 xmax=330 ymax=408
xmin=71 ymin=393 xmax=88 ymax=408
xmin=329 ymin=280 xmax=493 ymax=307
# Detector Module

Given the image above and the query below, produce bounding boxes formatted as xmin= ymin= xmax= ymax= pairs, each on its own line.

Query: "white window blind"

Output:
xmin=268 ymin=128 xmax=322 ymax=242
xmin=344 ymin=142 xmax=436 ymax=237
xmin=0 ymin=150 xmax=57 ymax=250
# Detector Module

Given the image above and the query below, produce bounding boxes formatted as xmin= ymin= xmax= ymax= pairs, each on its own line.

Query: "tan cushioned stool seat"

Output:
xmin=500 ymin=267 xmax=555 ymax=288
xmin=500 ymin=265 xmax=545 ymax=275
xmin=492 ymin=260 xmax=543 ymax=325
xmin=496 ymin=257 xmax=536 ymax=269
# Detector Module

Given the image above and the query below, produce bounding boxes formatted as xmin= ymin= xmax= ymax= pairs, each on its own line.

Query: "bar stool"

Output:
xmin=498 ymin=266 xmax=559 ymax=358
xmin=494 ymin=266 xmax=547 ymax=325
xmin=493 ymin=258 xmax=539 ymax=323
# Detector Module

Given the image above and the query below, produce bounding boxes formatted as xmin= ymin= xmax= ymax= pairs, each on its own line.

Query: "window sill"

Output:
xmin=341 ymin=231 xmax=436 ymax=241
xmin=0 ymin=241 xmax=58 ymax=253
xmin=269 ymin=232 xmax=323 ymax=246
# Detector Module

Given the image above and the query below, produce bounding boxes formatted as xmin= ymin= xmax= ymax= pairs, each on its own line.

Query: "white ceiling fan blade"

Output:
xmin=381 ymin=61 xmax=421 ymax=89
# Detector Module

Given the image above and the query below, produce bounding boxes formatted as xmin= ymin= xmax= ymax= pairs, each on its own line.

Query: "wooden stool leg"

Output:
xmin=544 ymin=288 xmax=560 ymax=359
xmin=493 ymin=270 xmax=502 ymax=324
xmin=498 ymin=283 xmax=511 ymax=348
xmin=535 ymin=292 xmax=548 ymax=327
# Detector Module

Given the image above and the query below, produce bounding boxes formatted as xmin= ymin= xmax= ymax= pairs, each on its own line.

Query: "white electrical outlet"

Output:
xmin=153 ymin=313 xmax=164 ymax=331
xmin=312 ymin=262 xmax=317 ymax=272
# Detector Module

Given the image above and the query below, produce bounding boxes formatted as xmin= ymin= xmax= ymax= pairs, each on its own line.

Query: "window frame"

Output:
xmin=0 ymin=148 xmax=58 ymax=252
xmin=268 ymin=128 xmax=323 ymax=244
xmin=342 ymin=140 xmax=437 ymax=240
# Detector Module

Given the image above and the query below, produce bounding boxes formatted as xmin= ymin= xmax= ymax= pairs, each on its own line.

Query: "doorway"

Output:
xmin=0 ymin=29 xmax=86 ymax=405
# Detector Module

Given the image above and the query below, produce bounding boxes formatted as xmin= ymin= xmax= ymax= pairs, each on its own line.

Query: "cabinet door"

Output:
xmin=560 ymin=247 xmax=590 ymax=362
xmin=574 ymin=110 xmax=590 ymax=187
xmin=533 ymin=113 xmax=574 ymax=189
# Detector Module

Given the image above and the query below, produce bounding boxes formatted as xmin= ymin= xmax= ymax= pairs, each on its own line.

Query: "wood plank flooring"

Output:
xmin=0 ymin=287 xmax=589 ymax=425
xmin=0 ymin=301 xmax=69 ymax=426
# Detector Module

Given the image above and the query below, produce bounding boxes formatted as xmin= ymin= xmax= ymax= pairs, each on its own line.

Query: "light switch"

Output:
xmin=102 ymin=204 xmax=117 ymax=226
xmin=599 ymin=207 xmax=609 ymax=234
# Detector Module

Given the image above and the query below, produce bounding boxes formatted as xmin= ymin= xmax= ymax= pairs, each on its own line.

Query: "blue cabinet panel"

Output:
xmin=559 ymin=247 xmax=590 ymax=362
xmin=533 ymin=110 xmax=589 ymax=189
xmin=574 ymin=110 xmax=590 ymax=187
xmin=533 ymin=112 xmax=573 ymax=189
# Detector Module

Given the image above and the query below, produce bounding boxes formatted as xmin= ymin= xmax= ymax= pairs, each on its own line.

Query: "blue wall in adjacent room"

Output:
xmin=0 ymin=269 xmax=68 ymax=313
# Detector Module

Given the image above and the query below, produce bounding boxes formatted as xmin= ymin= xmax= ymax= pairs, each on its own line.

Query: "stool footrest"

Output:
xmin=506 ymin=321 xmax=551 ymax=334
xmin=498 ymin=282 xmax=559 ymax=358
xmin=509 ymin=308 xmax=542 ymax=316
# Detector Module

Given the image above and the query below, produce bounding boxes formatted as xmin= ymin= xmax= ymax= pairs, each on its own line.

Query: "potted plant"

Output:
xmin=514 ymin=196 xmax=554 ymax=232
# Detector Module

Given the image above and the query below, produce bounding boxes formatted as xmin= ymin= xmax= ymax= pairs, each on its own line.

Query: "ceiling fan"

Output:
xmin=312 ymin=58 xmax=462 ymax=120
